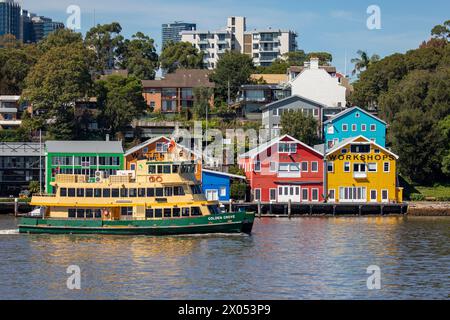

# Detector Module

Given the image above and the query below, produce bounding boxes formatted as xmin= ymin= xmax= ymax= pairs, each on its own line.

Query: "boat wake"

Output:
xmin=0 ymin=229 xmax=20 ymax=235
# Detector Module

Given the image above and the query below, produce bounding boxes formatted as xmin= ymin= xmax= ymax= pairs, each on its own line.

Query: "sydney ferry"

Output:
xmin=18 ymin=160 xmax=254 ymax=235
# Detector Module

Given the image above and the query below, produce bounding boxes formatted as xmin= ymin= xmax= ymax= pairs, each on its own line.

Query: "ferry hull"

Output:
xmin=18 ymin=212 xmax=255 ymax=236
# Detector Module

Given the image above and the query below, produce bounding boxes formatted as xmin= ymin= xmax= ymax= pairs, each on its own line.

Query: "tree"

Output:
xmin=210 ymin=51 xmax=255 ymax=103
xmin=306 ymin=52 xmax=333 ymax=65
xmin=280 ymin=110 xmax=319 ymax=146
xmin=255 ymin=59 xmax=289 ymax=74
xmin=285 ymin=50 xmax=308 ymax=65
xmin=351 ymin=50 xmax=380 ymax=76
xmin=22 ymin=44 xmax=94 ymax=139
xmin=159 ymin=41 xmax=204 ymax=73
xmin=192 ymin=87 xmax=213 ymax=119
xmin=38 ymin=28 xmax=83 ymax=52
xmin=96 ymin=75 xmax=146 ymax=136
xmin=431 ymin=20 xmax=450 ymax=39
xmin=28 ymin=180 xmax=40 ymax=194
xmin=119 ymin=32 xmax=159 ymax=80
xmin=85 ymin=22 xmax=124 ymax=72
xmin=438 ymin=115 xmax=450 ymax=176
xmin=0 ymin=44 xmax=40 ymax=94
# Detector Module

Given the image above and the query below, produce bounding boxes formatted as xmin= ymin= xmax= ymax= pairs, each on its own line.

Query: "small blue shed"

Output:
xmin=201 ymin=169 xmax=246 ymax=202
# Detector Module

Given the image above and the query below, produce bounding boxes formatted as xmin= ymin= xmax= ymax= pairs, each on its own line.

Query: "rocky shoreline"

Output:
xmin=407 ymin=202 xmax=450 ymax=216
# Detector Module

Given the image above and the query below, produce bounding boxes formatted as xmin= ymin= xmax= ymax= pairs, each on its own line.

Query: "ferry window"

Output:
xmin=163 ymin=165 xmax=171 ymax=174
xmin=68 ymin=188 xmax=76 ymax=197
xmin=60 ymin=188 xmax=67 ymax=197
xmin=138 ymin=188 xmax=146 ymax=197
xmin=155 ymin=188 xmax=164 ymax=197
xmin=155 ymin=209 xmax=163 ymax=218
xmin=174 ymin=186 xmax=185 ymax=196
xmin=172 ymin=165 xmax=180 ymax=173
xmin=148 ymin=165 xmax=156 ymax=174
xmin=173 ymin=208 xmax=180 ymax=217
xmin=120 ymin=188 xmax=128 ymax=197
xmin=85 ymin=188 xmax=93 ymax=197
xmin=164 ymin=187 xmax=173 ymax=197
xmin=111 ymin=188 xmax=119 ymax=197
xmin=129 ymin=188 xmax=137 ymax=197
xmin=145 ymin=209 xmax=154 ymax=219
xmin=121 ymin=207 xmax=133 ymax=216
xmin=157 ymin=166 xmax=163 ymax=174
xmin=182 ymin=208 xmax=190 ymax=217
xmin=94 ymin=209 xmax=102 ymax=218
xmin=164 ymin=208 xmax=172 ymax=218
xmin=147 ymin=188 xmax=155 ymax=197
xmin=99 ymin=157 xmax=105 ymax=165
xmin=191 ymin=207 xmax=202 ymax=216
xmin=68 ymin=209 xmax=76 ymax=218
xmin=208 ymin=205 xmax=220 ymax=215
xmin=77 ymin=188 xmax=85 ymax=197
xmin=103 ymin=188 xmax=111 ymax=197
xmin=94 ymin=189 xmax=102 ymax=198
xmin=85 ymin=209 xmax=93 ymax=218
xmin=190 ymin=185 xmax=202 ymax=194
xmin=76 ymin=209 xmax=85 ymax=219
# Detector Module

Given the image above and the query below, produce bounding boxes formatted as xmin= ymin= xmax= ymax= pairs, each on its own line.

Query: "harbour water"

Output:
xmin=0 ymin=215 xmax=448 ymax=300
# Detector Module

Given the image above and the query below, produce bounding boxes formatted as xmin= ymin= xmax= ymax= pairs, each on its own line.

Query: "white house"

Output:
xmin=290 ymin=58 xmax=347 ymax=108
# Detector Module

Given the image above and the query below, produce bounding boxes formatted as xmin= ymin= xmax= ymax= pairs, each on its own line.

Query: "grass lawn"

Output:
xmin=413 ymin=185 xmax=450 ymax=199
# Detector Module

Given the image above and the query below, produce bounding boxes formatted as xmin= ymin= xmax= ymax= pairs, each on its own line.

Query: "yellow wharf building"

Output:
xmin=325 ymin=136 xmax=403 ymax=203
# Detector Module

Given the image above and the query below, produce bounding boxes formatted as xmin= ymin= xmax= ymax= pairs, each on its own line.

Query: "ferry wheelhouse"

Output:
xmin=19 ymin=160 xmax=254 ymax=235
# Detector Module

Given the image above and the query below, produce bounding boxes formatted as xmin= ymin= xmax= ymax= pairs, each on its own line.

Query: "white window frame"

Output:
xmin=269 ymin=188 xmax=277 ymax=201
xmin=254 ymin=188 xmax=261 ymax=201
xmin=269 ymin=161 xmax=277 ymax=172
xmin=328 ymin=189 xmax=336 ymax=202
xmin=381 ymin=189 xmax=389 ymax=203
xmin=383 ymin=162 xmax=390 ymax=173
xmin=368 ymin=163 xmax=377 ymax=172
xmin=370 ymin=124 xmax=376 ymax=132
xmin=352 ymin=124 xmax=357 ymax=132
xmin=311 ymin=188 xmax=319 ymax=202
xmin=327 ymin=161 xmax=334 ymax=173
xmin=254 ymin=160 xmax=261 ymax=172
xmin=361 ymin=124 xmax=367 ymax=131
xmin=219 ymin=187 xmax=227 ymax=197
xmin=342 ymin=124 xmax=348 ymax=132
xmin=344 ymin=162 xmax=350 ymax=172
xmin=301 ymin=188 xmax=309 ymax=202
xmin=311 ymin=161 xmax=319 ymax=172
xmin=301 ymin=161 xmax=308 ymax=172
xmin=370 ymin=189 xmax=377 ymax=202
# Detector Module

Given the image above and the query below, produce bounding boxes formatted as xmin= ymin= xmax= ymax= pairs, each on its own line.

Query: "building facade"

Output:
xmin=141 ymin=69 xmax=214 ymax=113
xmin=239 ymin=135 xmax=324 ymax=203
xmin=0 ymin=0 xmax=20 ymax=39
xmin=323 ymin=106 xmax=387 ymax=150
xmin=0 ymin=142 xmax=43 ymax=197
xmin=261 ymin=95 xmax=325 ymax=138
xmin=162 ymin=21 xmax=196 ymax=48
xmin=325 ymin=136 xmax=402 ymax=203
xmin=290 ymin=58 xmax=347 ymax=108
xmin=181 ymin=16 xmax=297 ymax=69
xmin=45 ymin=141 xmax=124 ymax=194
xmin=202 ymin=169 xmax=246 ymax=202
xmin=0 ymin=95 xmax=23 ymax=129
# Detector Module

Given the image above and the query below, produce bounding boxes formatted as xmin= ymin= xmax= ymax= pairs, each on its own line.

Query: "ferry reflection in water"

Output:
xmin=0 ymin=216 xmax=448 ymax=299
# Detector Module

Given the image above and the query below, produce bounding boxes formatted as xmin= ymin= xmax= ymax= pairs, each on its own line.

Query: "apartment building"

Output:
xmin=162 ymin=21 xmax=196 ymax=48
xmin=181 ymin=16 xmax=297 ymax=69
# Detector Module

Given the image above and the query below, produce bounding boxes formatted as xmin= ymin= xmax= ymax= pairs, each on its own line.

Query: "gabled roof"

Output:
xmin=323 ymin=106 xmax=387 ymax=125
xmin=141 ymin=69 xmax=214 ymax=88
xmin=202 ymin=169 xmax=246 ymax=180
xmin=261 ymin=94 xmax=328 ymax=111
xmin=288 ymin=65 xmax=337 ymax=74
xmin=46 ymin=141 xmax=124 ymax=154
xmin=325 ymin=135 xmax=399 ymax=159
xmin=239 ymin=134 xmax=323 ymax=159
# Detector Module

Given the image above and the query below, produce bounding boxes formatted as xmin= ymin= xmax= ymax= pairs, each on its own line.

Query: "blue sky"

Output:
xmin=19 ymin=0 xmax=450 ymax=75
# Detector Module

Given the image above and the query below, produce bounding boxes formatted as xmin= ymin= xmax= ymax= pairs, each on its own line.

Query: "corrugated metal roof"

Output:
xmin=46 ymin=141 xmax=124 ymax=154
xmin=0 ymin=142 xmax=44 ymax=156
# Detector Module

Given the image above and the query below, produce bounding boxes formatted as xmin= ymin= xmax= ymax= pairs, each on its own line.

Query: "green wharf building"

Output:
xmin=45 ymin=141 xmax=124 ymax=194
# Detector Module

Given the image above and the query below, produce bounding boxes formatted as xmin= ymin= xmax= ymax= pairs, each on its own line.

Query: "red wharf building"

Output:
xmin=238 ymin=135 xmax=324 ymax=203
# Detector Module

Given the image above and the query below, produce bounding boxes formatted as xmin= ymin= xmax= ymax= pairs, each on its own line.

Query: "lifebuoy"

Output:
xmin=149 ymin=176 xmax=156 ymax=183
xmin=156 ymin=176 xmax=163 ymax=183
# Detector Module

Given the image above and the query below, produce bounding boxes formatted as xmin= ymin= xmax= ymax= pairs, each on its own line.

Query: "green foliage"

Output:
xmin=431 ymin=20 xmax=450 ymax=39
xmin=119 ymin=32 xmax=159 ymax=80
xmin=306 ymin=52 xmax=333 ymax=65
xmin=38 ymin=29 xmax=83 ymax=53
xmin=230 ymin=182 xmax=247 ymax=201
xmin=28 ymin=181 xmax=40 ymax=194
xmin=409 ymin=193 xmax=425 ymax=201
xmin=159 ymin=41 xmax=204 ymax=73
xmin=210 ymin=51 xmax=255 ymax=103
xmin=85 ymin=22 xmax=124 ymax=72
xmin=192 ymin=87 xmax=213 ymax=119
xmin=438 ymin=115 xmax=450 ymax=175
xmin=255 ymin=50 xmax=332 ymax=74
xmin=0 ymin=44 xmax=40 ymax=94
xmin=96 ymin=75 xmax=146 ymax=137
xmin=22 ymin=43 xmax=94 ymax=139
xmin=280 ymin=110 xmax=320 ymax=146
xmin=351 ymin=50 xmax=380 ymax=76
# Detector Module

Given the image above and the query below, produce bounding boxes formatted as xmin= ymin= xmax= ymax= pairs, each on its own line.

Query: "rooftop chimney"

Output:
xmin=310 ymin=57 xmax=319 ymax=70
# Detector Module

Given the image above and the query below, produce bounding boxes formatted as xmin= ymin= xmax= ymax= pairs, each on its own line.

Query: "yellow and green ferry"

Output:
xmin=19 ymin=160 xmax=255 ymax=235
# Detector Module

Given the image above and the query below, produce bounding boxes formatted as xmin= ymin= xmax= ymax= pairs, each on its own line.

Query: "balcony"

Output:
xmin=353 ymin=172 xmax=367 ymax=179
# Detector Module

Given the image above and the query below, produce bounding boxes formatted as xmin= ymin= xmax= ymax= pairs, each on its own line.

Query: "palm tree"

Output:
xmin=351 ymin=50 xmax=380 ymax=76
